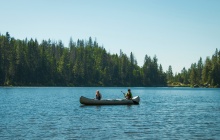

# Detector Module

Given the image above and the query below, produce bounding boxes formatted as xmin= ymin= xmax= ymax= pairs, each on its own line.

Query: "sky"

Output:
xmin=1 ymin=0 xmax=220 ymax=73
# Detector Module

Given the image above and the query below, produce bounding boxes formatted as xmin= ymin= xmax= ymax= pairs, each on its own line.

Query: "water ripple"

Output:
xmin=1 ymin=87 xmax=220 ymax=139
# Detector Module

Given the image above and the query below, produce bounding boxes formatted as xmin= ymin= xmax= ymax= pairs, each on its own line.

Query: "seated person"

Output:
xmin=125 ymin=89 xmax=133 ymax=99
xmin=95 ymin=90 xmax=102 ymax=100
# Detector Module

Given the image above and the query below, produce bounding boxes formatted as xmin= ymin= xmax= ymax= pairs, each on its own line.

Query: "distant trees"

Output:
xmin=142 ymin=55 xmax=166 ymax=86
xmin=171 ymin=49 xmax=220 ymax=88
xmin=166 ymin=65 xmax=173 ymax=83
xmin=0 ymin=32 xmax=167 ymax=87
xmin=1 ymin=32 xmax=219 ymax=87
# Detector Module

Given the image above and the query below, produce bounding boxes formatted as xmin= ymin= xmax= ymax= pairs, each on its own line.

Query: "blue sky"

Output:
xmin=1 ymin=0 xmax=220 ymax=73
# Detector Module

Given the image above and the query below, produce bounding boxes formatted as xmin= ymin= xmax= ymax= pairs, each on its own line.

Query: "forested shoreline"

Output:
xmin=168 ymin=48 xmax=220 ymax=88
xmin=0 ymin=32 xmax=219 ymax=87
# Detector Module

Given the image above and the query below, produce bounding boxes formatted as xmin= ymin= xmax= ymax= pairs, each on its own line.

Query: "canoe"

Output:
xmin=80 ymin=96 xmax=140 ymax=105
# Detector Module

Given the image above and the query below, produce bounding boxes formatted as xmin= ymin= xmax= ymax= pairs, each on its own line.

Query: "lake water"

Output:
xmin=0 ymin=87 xmax=220 ymax=139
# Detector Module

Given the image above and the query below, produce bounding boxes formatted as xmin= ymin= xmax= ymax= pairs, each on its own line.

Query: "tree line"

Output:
xmin=1 ymin=32 xmax=219 ymax=87
xmin=167 ymin=49 xmax=220 ymax=88
xmin=0 ymin=32 xmax=167 ymax=87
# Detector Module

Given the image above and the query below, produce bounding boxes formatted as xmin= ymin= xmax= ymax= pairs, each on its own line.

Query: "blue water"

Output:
xmin=0 ymin=87 xmax=220 ymax=139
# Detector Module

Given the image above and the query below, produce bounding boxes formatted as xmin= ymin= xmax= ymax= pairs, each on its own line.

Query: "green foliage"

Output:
xmin=1 ymin=32 xmax=219 ymax=87
xmin=166 ymin=65 xmax=173 ymax=83
xmin=172 ymin=48 xmax=220 ymax=88
xmin=142 ymin=55 xmax=167 ymax=86
xmin=2 ymin=32 xmax=219 ymax=87
xmin=0 ymin=32 xmax=167 ymax=87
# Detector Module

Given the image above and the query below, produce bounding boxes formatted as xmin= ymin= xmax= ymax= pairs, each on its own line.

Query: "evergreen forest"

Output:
xmin=0 ymin=32 xmax=219 ymax=87
xmin=167 ymin=48 xmax=220 ymax=88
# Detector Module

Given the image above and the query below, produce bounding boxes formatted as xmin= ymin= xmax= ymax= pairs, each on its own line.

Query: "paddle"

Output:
xmin=121 ymin=91 xmax=126 ymax=98
xmin=121 ymin=91 xmax=139 ymax=104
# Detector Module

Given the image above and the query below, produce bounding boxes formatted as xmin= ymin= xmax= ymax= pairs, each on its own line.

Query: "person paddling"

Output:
xmin=125 ymin=89 xmax=133 ymax=100
xmin=95 ymin=90 xmax=102 ymax=100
